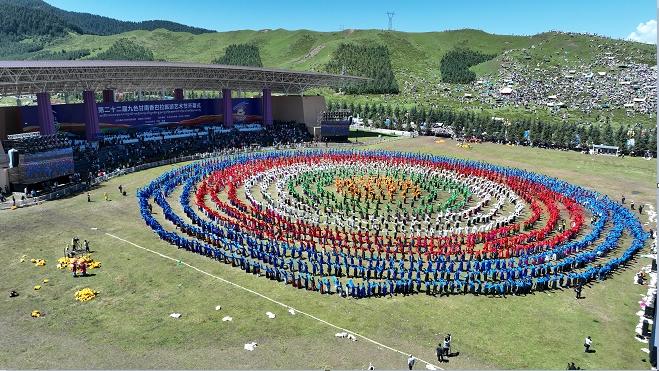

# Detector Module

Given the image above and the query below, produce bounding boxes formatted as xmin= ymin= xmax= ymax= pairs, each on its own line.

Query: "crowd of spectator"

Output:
xmin=394 ymin=34 xmax=655 ymax=126
xmin=73 ymin=122 xmax=312 ymax=181
xmin=478 ymin=46 xmax=656 ymax=115
xmin=0 ymin=122 xmax=312 ymax=205
xmin=5 ymin=133 xmax=71 ymax=154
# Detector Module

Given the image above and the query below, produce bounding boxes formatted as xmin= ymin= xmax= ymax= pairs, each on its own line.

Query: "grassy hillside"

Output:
xmin=41 ymin=27 xmax=654 ymax=83
xmin=5 ymin=28 xmax=657 ymax=127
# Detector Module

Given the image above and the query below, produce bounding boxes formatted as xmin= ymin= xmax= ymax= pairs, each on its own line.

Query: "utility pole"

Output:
xmin=386 ymin=11 xmax=395 ymax=31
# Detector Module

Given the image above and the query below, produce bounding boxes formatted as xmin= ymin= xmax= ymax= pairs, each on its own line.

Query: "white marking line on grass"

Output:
xmin=105 ymin=232 xmax=444 ymax=370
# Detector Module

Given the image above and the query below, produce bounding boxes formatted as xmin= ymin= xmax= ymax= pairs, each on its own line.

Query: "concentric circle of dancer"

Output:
xmin=137 ymin=150 xmax=648 ymax=298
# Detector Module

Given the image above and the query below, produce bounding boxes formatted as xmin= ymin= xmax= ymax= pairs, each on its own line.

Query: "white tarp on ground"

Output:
xmin=350 ymin=124 xmax=417 ymax=137
xmin=244 ymin=342 xmax=258 ymax=351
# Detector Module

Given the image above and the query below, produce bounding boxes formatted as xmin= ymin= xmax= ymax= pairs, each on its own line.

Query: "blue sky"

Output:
xmin=46 ymin=0 xmax=657 ymax=42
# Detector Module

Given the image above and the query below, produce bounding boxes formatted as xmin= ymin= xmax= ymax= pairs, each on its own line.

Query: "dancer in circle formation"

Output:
xmin=137 ymin=150 xmax=648 ymax=298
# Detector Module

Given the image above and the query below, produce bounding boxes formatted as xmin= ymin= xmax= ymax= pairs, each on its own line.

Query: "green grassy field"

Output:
xmin=0 ymin=138 xmax=655 ymax=369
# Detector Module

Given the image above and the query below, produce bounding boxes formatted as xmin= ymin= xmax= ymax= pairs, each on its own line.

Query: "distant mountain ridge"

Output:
xmin=0 ymin=0 xmax=215 ymax=35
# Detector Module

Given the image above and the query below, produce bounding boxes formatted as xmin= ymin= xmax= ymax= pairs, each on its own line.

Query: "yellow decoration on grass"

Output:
xmin=34 ymin=259 xmax=46 ymax=267
xmin=43 ymin=279 xmax=49 ymax=283
xmin=31 ymin=310 xmax=41 ymax=318
xmin=34 ymin=285 xmax=41 ymax=290
xmin=75 ymin=288 xmax=99 ymax=302
xmin=56 ymin=255 xmax=102 ymax=270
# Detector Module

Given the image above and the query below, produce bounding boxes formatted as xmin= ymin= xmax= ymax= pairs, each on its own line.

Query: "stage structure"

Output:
xmin=0 ymin=61 xmax=368 ymax=140
xmin=315 ymin=109 xmax=353 ymax=140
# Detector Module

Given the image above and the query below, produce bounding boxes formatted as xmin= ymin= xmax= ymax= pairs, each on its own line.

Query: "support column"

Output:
xmin=262 ymin=88 xmax=273 ymax=126
xmin=102 ymin=89 xmax=114 ymax=103
xmin=36 ymin=92 xmax=55 ymax=135
xmin=222 ymin=89 xmax=233 ymax=127
xmin=174 ymin=88 xmax=184 ymax=101
xmin=83 ymin=90 xmax=100 ymax=141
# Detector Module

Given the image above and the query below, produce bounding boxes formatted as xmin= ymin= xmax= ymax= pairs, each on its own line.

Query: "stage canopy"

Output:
xmin=0 ymin=60 xmax=369 ymax=96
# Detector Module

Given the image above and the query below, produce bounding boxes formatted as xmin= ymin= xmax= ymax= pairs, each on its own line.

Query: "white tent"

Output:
xmin=499 ymin=87 xmax=513 ymax=95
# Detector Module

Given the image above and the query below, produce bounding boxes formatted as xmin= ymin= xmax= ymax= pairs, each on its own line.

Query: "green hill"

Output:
xmin=0 ymin=1 xmax=654 ymax=128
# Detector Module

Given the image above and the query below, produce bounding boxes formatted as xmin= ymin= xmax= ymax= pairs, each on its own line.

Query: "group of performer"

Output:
xmin=137 ymin=149 xmax=649 ymax=298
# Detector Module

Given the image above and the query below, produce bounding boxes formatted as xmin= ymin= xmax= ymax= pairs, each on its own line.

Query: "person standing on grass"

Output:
xmin=87 ymin=192 xmax=91 ymax=202
xmin=584 ymin=336 xmax=592 ymax=352
xmin=79 ymin=260 xmax=87 ymax=277
xmin=639 ymin=204 xmax=644 ymax=214
xmin=443 ymin=336 xmax=450 ymax=358
xmin=574 ymin=283 xmax=582 ymax=299
xmin=436 ymin=343 xmax=445 ymax=362
xmin=71 ymin=259 xmax=78 ymax=278
xmin=407 ymin=354 xmax=416 ymax=370
xmin=621 ymin=194 xmax=625 ymax=204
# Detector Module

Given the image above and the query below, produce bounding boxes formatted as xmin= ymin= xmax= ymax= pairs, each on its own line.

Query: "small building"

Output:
xmin=591 ymin=144 xmax=619 ymax=156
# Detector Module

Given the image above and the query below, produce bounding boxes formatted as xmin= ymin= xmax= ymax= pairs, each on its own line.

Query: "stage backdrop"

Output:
xmin=20 ymin=98 xmax=262 ymax=133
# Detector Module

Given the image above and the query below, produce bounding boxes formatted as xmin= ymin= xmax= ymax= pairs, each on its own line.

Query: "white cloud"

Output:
xmin=627 ymin=19 xmax=657 ymax=44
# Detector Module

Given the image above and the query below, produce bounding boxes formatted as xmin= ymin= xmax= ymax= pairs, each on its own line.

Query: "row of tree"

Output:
xmin=440 ymin=48 xmax=496 ymax=84
xmin=31 ymin=48 xmax=91 ymax=60
xmin=328 ymin=100 xmax=657 ymax=156
xmin=94 ymin=38 xmax=155 ymax=61
xmin=0 ymin=40 xmax=45 ymax=59
xmin=325 ymin=43 xmax=399 ymax=94
xmin=212 ymin=44 xmax=263 ymax=67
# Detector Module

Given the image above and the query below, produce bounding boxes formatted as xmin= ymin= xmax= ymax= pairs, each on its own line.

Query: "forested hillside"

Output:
xmin=0 ymin=3 xmax=79 ymax=39
xmin=212 ymin=44 xmax=263 ymax=67
xmin=0 ymin=0 xmax=214 ymax=35
xmin=325 ymin=43 xmax=399 ymax=94
xmin=93 ymin=39 xmax=155 ymax=61
xmin=440 ymin=48 xmax=497 ymax=83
